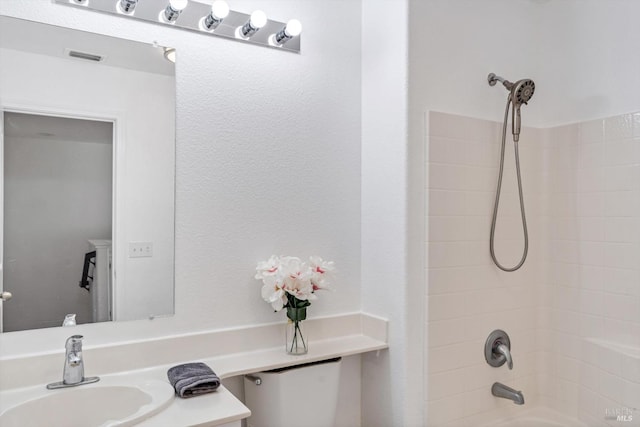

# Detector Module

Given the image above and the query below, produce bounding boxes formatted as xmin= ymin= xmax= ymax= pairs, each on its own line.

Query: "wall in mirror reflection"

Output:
xmin=0 ymin=17 xmax=176 ymax=332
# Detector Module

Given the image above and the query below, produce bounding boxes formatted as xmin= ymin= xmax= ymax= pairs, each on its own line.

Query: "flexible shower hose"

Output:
xmin=489 ymin=94 xmax=529 ymax=272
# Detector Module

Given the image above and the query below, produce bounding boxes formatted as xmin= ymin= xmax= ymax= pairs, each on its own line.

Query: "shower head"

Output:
xmin=510 ymin=79 xmax=535 ymax=105
xmin=488 ymin=73 xmax=536 ymax=142
xmin=488 ymin=73 xmax=535 ymax=105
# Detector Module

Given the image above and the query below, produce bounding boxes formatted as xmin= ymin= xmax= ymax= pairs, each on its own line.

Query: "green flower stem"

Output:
xmin=296 ymin=321 xmax=306 ymax=349
xmin=289 ymin=320 xmax=307 ymax=353
xmin=286 ymin=294 xmax=309 ymax=354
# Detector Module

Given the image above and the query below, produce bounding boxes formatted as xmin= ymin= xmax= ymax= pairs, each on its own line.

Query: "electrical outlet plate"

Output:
xmin=129 ymin=242 xmax=153 ymax=258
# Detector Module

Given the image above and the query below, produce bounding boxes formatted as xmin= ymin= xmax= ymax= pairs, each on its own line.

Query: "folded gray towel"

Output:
xmin=167 ymin=362 xmax=220 ymax=398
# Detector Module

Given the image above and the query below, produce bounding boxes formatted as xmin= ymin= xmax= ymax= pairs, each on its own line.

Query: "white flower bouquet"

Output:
xmin=255 ymin=255 xmax=335 ymax=354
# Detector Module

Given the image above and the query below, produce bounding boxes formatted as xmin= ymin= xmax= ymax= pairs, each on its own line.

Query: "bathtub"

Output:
xmin=487 ymin=407 xmax=587 ymax=427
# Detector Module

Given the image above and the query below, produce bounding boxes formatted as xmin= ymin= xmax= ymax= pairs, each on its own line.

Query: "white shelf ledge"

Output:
xmin=212 ymin=333 xmax=388 ymax=379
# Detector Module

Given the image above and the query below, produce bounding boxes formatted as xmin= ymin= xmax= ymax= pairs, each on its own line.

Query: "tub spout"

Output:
xmin=491 ymin=382 xmax=524 ymax=405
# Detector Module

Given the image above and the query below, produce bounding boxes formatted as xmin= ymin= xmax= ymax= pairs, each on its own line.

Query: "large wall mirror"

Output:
xmin=0 ymin=16 xmax=176 ymax=332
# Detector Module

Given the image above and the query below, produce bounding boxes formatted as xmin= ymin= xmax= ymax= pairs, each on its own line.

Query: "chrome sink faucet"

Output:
xmin=47 ymin=335 xmax=100 ymax=390
xmin=63 ymin=335 xmax=85 ymax=384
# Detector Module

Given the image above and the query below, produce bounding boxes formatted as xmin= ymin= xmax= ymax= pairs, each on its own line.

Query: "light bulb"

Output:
xmin=164 ymin=0 xmax=188 ymax=22
xmin=273 ymin=18 xmax=302 ymax=45
xmin=211 ymin=0 xmax=229 ymax=19
xmin=250 ymin=10 xmax=267 ymax=29
xmin=240 ymin=10 xmax=267 ymax=38
xmin=202 ymin=0 xmax=228 ymax=30
xmin=118 ymin=0 xmax=138 ymax=13
xmin=285 ymin=19 xmax=302 ymax=37
xmin=169 ymin=0 xmax=188 ymax=11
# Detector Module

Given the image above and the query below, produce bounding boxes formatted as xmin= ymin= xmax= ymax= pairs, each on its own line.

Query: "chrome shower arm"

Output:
xmin=488 ymin=73 xmax=514 ymax=90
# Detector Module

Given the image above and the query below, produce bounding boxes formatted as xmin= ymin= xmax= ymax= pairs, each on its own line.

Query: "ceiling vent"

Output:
xmin=65 ymin=49 xmax=105 ymax=62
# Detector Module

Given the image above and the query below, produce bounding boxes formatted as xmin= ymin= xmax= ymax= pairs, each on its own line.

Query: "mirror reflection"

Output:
xmin=0 ymin=16 xmax=176 ymax=332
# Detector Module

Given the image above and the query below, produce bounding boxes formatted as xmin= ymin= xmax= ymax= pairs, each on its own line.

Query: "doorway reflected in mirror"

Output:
xmin=3 ymin=113 xmax=113 ymax=332
xmin=0 ymin=16 xmax=176 ymax=332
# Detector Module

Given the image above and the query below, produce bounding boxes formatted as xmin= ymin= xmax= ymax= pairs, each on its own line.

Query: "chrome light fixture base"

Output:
xmin=52 ymin=0 xmax=301 ymax=54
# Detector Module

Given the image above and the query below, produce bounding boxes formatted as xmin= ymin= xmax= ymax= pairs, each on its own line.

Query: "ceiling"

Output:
xmin=0 ymin=15 xmax=175 ymax=76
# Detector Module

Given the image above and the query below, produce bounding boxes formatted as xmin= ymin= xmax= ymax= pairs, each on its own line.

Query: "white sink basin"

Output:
xmin=0 ymin=378 xmax=174 ymax=427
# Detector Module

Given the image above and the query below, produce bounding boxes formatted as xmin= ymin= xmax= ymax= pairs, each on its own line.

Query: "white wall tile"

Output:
xmin=621 ymin=352 xmax=640 ymax=383
xmin=429 ymin=136 xmax=467 ymax=165
xmin=580 ymin=316 xmax=603 ymax=340
xmin=604 ymin=294 xmax=640 ymax=322
xmin=579 ymin=119 xmax=605 ymax=144
xmin=579 ymin=142 xmax=604 ymax=168
xmin=599 ymin=371 xmax=624 ymax=403
xmin=604 ymin=243 xmax=640 ymax=270
xmin=579 ymin=266 xmax=604 ymax=291
xmin=604 ymin=268 xmax=640 ymax=296
xmin=604 ymin=165 xmax=640 ymax=192
xmin=605 ymin=114 xmax=634 ymax=141
xmin=429 ymin=216 xmax=470 ymax=242
xmin=464 ymin=191 xmax=495 ymax=216
xmin=605 ymin=139 xmax=636 ymax=166
xmin=621 ymin=379 xmax=640 ymax=410
xmin=427 ymin=369 xmax=470 ymax=401
xmin=632 ymin=113 xmax=640 ymax=138
xmin=429 ymin=190 xmax=466 ymax=216
xmin=427 ymin=111 xmax=640 ymax=426
xmin=578 ymin=217 xmax=605 ymax=241
xmin=578 ymin=192 xmax=605 ymax=217
xmin=428 ymin=293 xmax=468 ymax=321
xmin=604 ymin=191 xmax=640 ymax=217
xmin=580 ymin=290 xmax=604 ymax=316
xmin=429 ymin=163 xmax=468 ymax=190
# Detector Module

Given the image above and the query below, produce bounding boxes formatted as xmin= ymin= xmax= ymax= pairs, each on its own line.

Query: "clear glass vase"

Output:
xmin=286 ymin=319 xmax=308 ymax=355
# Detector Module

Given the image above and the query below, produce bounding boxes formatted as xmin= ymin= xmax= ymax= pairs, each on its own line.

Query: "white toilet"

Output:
xmin=244 ymin=357 xmax=342 ymax=427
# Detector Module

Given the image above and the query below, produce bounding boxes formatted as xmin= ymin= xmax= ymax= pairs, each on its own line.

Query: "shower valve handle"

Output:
xmin=495 ymin=343 xmax=513 ymax=370
xmin=485 ymin=330 xmax=513 ymax=370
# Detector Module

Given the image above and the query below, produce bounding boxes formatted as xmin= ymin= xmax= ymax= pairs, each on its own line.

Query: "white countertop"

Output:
xmin=0 ymin=313 xmax=388 ymax=427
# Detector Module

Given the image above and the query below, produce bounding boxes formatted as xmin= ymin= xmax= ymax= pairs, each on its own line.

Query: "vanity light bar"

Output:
xmin=52 ymin=0 xmax=301 ymax=54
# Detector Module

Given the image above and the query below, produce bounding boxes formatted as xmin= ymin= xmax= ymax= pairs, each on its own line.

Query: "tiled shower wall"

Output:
xmin=426 ymin=112 xmax=544 ymax=426
xmin=426 ymin=111 xmax=640 ymax=426
xmin=542 ymin=114 xmax=640 ymax=426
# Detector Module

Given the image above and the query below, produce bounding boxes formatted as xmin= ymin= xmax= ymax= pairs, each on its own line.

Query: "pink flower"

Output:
xmin=308 ymin=256 xmax=335 ymax=292
xmin=255 ymin=255 xmax=335 ymax=312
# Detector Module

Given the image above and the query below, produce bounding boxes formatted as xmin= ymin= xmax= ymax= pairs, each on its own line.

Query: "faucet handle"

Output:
xmin=484 ymin=329 xmax=513 ymax=369
xmin=65 ymin=335 xmax=84 ymax=354
xmin=495 ymin=343 xmax=513 ymax=370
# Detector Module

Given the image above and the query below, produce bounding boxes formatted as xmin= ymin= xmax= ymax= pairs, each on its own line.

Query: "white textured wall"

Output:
xmin=361 ymin=0 xmax=424 ymax=425
xmin=0 ymin=0 xmax=366 ymax=422
xmin=409 ymin=0 xmax=640 ymax=128
xmin=536 ymin=1 xmax=640 ymax=126
xmin=0 ymin=0 xmax=362 ymax=349
xmin=0 ymin=46 xmax=175 ymax=322
xmin=408 ymin=0 xmax=545 ymax=126
xmin=3 ymin=133 xmax=111 ymax=331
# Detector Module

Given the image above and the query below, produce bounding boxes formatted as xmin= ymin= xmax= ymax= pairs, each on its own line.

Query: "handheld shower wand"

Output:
xmin=487 ymin=72 xmax=535 ymax=272
xmin=488 ymin=73 xmax=535 ymax=142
